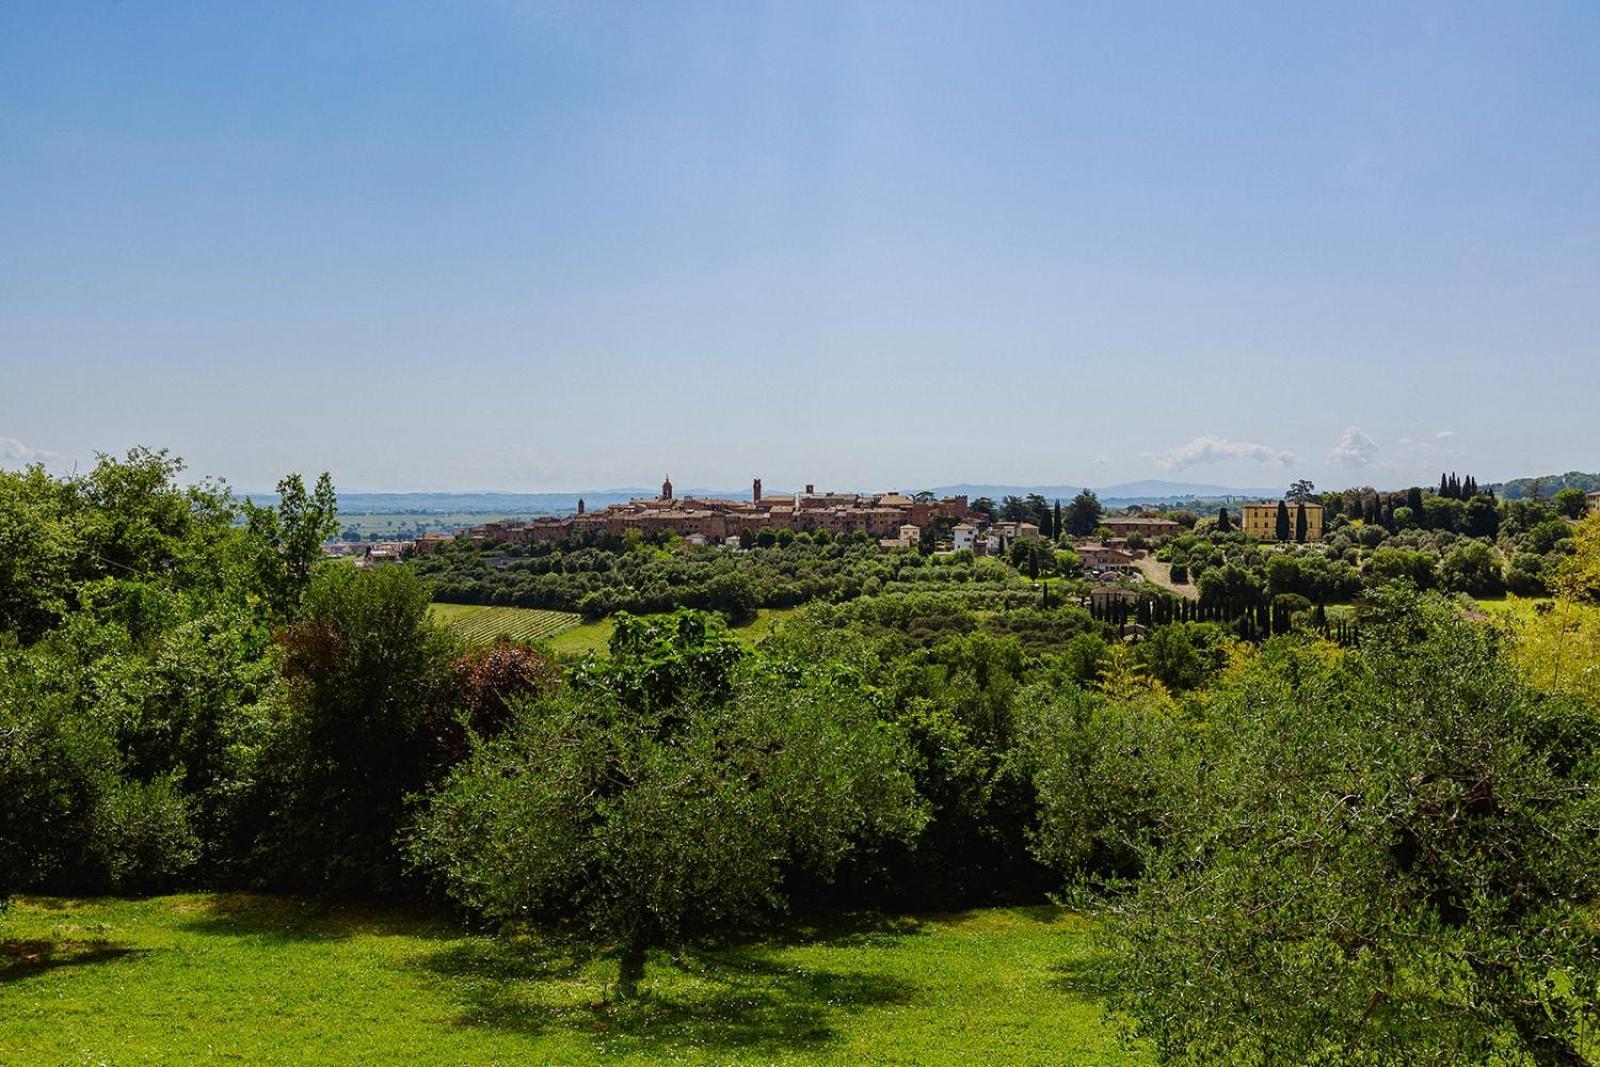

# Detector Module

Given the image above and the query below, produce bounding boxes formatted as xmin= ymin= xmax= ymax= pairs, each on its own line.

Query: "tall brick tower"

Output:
xmin=661 ymin=475 xmax=673 ymax=501
xmin=753 ymin=477 xmax=762 ymax=504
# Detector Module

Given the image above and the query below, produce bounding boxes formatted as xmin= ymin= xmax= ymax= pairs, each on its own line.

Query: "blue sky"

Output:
xmin=2 ymin=2 xmax=1596 ymax=492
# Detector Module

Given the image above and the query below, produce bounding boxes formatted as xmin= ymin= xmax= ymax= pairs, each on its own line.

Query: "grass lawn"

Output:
xmin=0 ymin=895 xmax=1139 ymax=1066
xmin=544 ymin=608 xmax=799 ymax=658
xmin=1472 ymin=593 xmax=1552 ymax=618
xmin=543 ymin=615 xmax=617 ymax=656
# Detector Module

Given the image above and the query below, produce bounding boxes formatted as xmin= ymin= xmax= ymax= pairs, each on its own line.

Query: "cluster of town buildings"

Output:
xmin=416 ymin=477 xmax=978 ymax=554
xmin=403 ymin=479 xmax=1336 ymax=563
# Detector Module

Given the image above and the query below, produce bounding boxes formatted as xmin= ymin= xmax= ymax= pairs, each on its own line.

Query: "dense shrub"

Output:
xmin=250 ymin=565 xmax=458 ymax=895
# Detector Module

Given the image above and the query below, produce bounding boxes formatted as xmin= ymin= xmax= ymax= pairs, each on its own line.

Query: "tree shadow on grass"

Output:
xmin=175 ymin=892 xmax=456 ymax=945
xmin=415 ymin=912 xmax=919 ymax=1058
xmin=1047 ymin=951 xmax=1127 ymax=1002
xmin=0 ymin=939 xmax=147 ymax=984
xmin=746 ymin=908 xmax=926 ymax=950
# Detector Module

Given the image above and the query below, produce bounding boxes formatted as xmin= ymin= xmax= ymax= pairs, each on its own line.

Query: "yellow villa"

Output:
xmin=1240 ymin=500 xmax=1324 ymax=541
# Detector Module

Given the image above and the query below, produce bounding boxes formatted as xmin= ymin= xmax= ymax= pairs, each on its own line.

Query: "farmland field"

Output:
xmin=336 ymin=512 xmax=524 ymax=539
xmin=430 ymin=603 xmax=581 ymax=644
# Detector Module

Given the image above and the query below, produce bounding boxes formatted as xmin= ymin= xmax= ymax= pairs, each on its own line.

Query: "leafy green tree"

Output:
xmin=1024 ymin=493 xmax=1051 ymax=537
xmin=1423 ymin=495 xmax=1466 ymax=533
xmin=1019 ymin=676 xmax=1181 ymax=885
xmin=1287 ymin=479 xmax=1315 ymax=503
xmin=1527 ymin=518 xmax=1575 ymax=555
xmin=0 ymin=465 xmax=82 ymax=641
xmin=1108 ymin=591 xmax=1600 ymax=1065
xmin=243 ymin=473 xmax=339 ymax=618
xmin=252 ymin=563 xmax=457 ymax=895
xmin=1009 ymin=536 xmax=1054 ymax=581
xmin=702 ymin=571 xmax=758 ymax=624
xmin=1440 ymin=540 xmax=1505 ymax=598
xmin=78 ymin=447 xmax=236 ymax=584
xmin=1064 ymin=490 xmax=1104 ymax=537
xmin=1553 ymin=487 xmax=1588 ymax=520
xmin=0 ymin=650 xmax=200 ymax=900
xmin=1135 ymin=622 xmax=1232 ymax=692
xmin=1198 ymin=563 xmax=1262 ymax=606
xmin=1365 ymin=547 xmax=1439 ymax=590
xmin=411 ymin=619 xmax=924 ymax=996
xmin=1463 ymin=494 xmax=1500 ymax=538
xmin=1554 ymin=515 xmax=1600 ymax=603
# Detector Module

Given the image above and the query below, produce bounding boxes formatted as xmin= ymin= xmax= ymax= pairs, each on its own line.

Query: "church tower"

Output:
xmin=753 ymin=477 xmax=762 ymax=504
xmin=577 ymin=498 xmax=585 ymax=515
xmin=661 ymin=475 xmax=673 ymax=501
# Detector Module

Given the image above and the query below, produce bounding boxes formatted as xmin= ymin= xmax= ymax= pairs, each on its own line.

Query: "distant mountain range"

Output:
xmin=927 ymin=481 xmax=1284 ymax=505
xmin=251 ymin=480 xmax=1289 ymax=516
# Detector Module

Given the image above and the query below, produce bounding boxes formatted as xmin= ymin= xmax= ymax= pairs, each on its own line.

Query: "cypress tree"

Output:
xmin=1053 ymin=499 xmax=1062 ymax=542
xmin=1406 ymin=486 xmax=1423 ymax=514
xmin=1440 ymin=473 xmax=1449 ymax=499
xmin=1295 ymin=501 xmax=1308 ymax=543
xmin=1217 ymin=506 xmax=1232 ymax=533
xmin=1275 ymin=500 xmax=1291 ymax=541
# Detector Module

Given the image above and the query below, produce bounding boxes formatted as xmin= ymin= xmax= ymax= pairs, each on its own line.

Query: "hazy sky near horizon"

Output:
xmin=3 ymin=2 xmax=1597 ymax=493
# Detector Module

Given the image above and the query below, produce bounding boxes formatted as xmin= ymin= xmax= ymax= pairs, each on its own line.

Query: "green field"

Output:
xmin=0 ymin=894 xmax=1139 ymax=1066
xmin=430 ymin=603 xmax=582 ymax=644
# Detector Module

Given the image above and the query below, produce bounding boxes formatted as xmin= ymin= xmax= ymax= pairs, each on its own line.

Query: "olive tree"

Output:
xmin=409 ymin=612 xmax=925 ymax=996
xmin=1107 ymin=591 xmax=1600 ymax=1065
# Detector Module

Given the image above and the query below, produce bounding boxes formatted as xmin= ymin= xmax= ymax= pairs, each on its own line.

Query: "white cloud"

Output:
xmin=0 ymin=437 xmax=62 ymax=467
xmin=1397 ymin=433 xmax=1464 ymax=461
xmin=1328 ymin=426 xmax=1379 ymax=468
xmin=1144 ymin=434 xmax=1295 ymax=472
xmin=1093 ymin=456 xmax=1110 ymax=465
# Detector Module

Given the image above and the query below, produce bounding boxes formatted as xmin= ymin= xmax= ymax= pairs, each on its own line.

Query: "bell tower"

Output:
xmin=753 ymin=477 xmax=762 ymax=504
xmin=661 ymin=475 xmax=673 ymax=501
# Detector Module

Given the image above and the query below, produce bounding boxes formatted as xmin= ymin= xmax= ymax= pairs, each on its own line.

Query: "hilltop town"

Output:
xmin=390 ymin=476 xmax=1345 ymax=568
